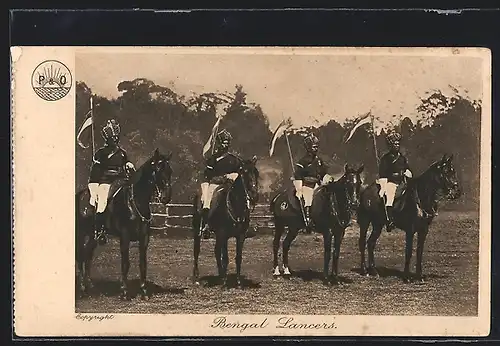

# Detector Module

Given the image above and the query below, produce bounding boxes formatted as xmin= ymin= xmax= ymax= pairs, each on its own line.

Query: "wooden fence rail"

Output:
xmin=150 ymin=202 xmax=275 ymax=230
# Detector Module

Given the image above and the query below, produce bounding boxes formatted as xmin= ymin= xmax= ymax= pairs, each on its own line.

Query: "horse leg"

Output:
xmin=272 ymin=221 xmax=284 ymax=277
xmin=282 ymin=226 xmax=299 ymax=278
xmin=214 ymin=235 xmax=223 ymax=281
xmin=415 ymin=226 xmax=429 ymax=284
xmin=83 ymin=237 xmax=98 ymax=294
xmin=193 ymin=229 xmax=201 ymax=285
xmin=119 ymin=237 xmax=131 ymax=300
xmin=235 ymin=233 xmax=245 ymax=288
xmin=76 ymin=229 xmax=87 ymax=297
xmin=358 ymin=217 xmax=370 ymax=276
xmin=322 ymin=229 xmax=332 ymax=285
xmin=221 ymin=237 xmax=229 ymax=289
xmin=367 ymin=222 xmax=383 ymax=277
xmin=403 ymin=229 xmax=415 ymax=283
xmin=138 ymin=229 xmax=150 ymax=300
xmin=331 ymin=228 xmax=346 ymax=285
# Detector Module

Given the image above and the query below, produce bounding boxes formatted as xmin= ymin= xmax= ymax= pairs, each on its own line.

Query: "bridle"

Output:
xmin=129 ymin=159 xmax=171 ymax=222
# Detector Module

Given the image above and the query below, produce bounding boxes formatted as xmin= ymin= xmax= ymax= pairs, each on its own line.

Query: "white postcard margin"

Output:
xmin=11 ymin=46 xmax=492 ymax=337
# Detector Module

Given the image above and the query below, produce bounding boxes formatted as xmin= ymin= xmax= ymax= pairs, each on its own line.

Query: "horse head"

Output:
xmin=149 ymin=148 xmax=173 ymax=204
xmin=340 ymin=162 xmax=364 ymax=210
xmin=433 ymin=153 xmax=461 ymax=200
xmin=239 ymin=155 xmax=260 ymax=206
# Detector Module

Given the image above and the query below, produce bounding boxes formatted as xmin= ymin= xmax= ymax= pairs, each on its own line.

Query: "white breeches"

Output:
xmin=302 ymin=185 xmax=318 ymax=207
xmin=378 ymin=179 xmax=398 ymax=207
xmin=201 ymin=182 xmax=219 ymax=209
xmin=88 ymin=183 xmax=111 ymax=213
xmin=293 ymin=180 xmax=319 ymax=207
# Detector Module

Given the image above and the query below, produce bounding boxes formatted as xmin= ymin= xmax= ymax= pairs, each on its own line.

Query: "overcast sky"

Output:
xmin=76 ymin=49 xmax=483 ymax=130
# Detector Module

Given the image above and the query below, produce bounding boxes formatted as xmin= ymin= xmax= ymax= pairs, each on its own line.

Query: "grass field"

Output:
xmin=75 ymin=211 xmax=479 ymax=316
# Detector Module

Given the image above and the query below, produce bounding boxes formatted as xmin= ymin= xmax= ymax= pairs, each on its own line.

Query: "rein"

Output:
xmin=225 ymin=166 xmax=257 ymax=224
xmin=128 ymin=165 xmax=168 ymax=223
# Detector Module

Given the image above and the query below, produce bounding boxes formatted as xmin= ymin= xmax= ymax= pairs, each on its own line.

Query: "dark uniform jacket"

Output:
xmin=294 ymin=153 xmax=328 ymax=187
xmin=379 ymin=151 xmax=410 ymax=184
xmin=203 ymin=151 xmax=243 ymax=184
xmin=89 ymin=145 xmax=129 ymax=184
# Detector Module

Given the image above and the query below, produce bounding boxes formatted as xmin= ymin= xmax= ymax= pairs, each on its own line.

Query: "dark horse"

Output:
xmin=270 ymin=164 xmax=364 ymax=285
xmin=76 ymin=148 xmax=172 ymax=299
xmin=192 ymin=156 xmax=260 ymax=289
xmin=357 ymin=154 xmax=461 ymax=283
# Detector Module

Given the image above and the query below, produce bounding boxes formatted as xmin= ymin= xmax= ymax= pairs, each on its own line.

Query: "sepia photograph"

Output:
xmin=12 ymin=46 xmax=491 ymax=337
xmin=75 ymin=48 xmax=484 ymax=315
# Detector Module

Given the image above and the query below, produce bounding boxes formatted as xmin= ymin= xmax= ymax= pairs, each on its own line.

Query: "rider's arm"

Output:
xmin=294 ymin=157 xmax=307 ymax=180
xmin=224 ymin=155 xmax=241 ymax=181
xmin=317 ymin=158 xmax=334 ymax=185
xmin=402 ymin=156 xmax=412 ymax=178
xmin=378 ymin=154 xmax=390 ymax=179
xmin=203 ymin=156 xmax=216 ymax=182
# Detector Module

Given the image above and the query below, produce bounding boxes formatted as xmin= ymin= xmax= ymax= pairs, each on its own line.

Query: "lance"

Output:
xmin=282 ymin=120 xmax=309 ymax=229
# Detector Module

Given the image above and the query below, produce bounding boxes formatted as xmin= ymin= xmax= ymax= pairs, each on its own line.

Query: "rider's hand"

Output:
xmin=225 ymin=173 xmax=239 ymax=181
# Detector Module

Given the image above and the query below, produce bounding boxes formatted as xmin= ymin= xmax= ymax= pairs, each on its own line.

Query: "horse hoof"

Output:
xmin=330 ymin=278 xmax=340 ymax=286
xmin=194 ymin=280 xmax=200 ymax=286
xmin=141 ymin=294 xmax=150 ymax=301
xmin=403 ymin=277 xmax=412 ymax=284
xmin=322 ymin=279 xmax=330 ymax=286
xmin=415 ymin=278 xmax=425 ymax=285
xmin=367 ymin=268 xmax=379 ymax=277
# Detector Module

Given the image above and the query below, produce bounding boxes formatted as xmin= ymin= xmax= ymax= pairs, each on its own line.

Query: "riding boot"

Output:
xmin=94 ymin=212 xmax=108 ymax=245
xmin=127 ymin=189 xmax=136 ymax=220
xmin=304 ymin=206 xmax=312 ymax=233
xmin=386 ymin=206 xmax=395 ymax=232
xmin=201 ymin=208 xmax=211 ymax=239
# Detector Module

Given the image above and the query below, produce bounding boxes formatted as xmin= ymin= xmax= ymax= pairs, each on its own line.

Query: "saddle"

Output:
xmin=377 ymin=180 xmax=409 ymax=212
xmin=280 ymin=185 xmax=326 ymax=215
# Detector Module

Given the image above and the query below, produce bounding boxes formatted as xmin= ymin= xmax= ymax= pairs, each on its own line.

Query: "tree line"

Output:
xmin=76 ymin=79 xmax=481 ymax=210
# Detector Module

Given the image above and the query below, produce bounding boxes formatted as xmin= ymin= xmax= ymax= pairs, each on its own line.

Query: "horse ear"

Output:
xmin=166 ymin=151 xmax=173 ymax=161
xmin=447 ymin=153 xmax=454 ymax=162
xmin=154 ymin=148 xmax=160 ymax=158
xmin=441 ymin=153 xmax=448 ymax=162
xmin=356 ymin=164 xmax=364 ymax=174
xmin=344 ymin=162 xmax=349 ymax=172
xmin=251 ymin=155 xmax=258 ymax=164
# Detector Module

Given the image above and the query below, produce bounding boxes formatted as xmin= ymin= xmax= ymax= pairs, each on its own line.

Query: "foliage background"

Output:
xmin=76 ymin=79 xmax=481 ymax=210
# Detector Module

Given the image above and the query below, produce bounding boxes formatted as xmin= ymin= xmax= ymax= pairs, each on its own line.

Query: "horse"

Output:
xmin=357 ymin=153 xmax=461 ymax=283
xmin=75 ymin=148 xmax=173 ymax=300
xmin=192 ymin=156 xmax=260 ymax=289
xmin=270 ymin=163 xmax=364 ymax=285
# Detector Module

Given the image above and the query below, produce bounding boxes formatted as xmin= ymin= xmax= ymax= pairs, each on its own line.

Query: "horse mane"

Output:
xmin=129 ymin=152 xmax=156 ymax=185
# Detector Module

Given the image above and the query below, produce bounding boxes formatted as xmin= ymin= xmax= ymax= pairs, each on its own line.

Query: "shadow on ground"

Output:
xmin=198 ymin=274 xmax=261 ymax=289
xmin=77 ymin=278 xmax=187 ymax=299
xmin=292 ymin=269 xmax=354 ymax=284
xmin=350 ymin=266 xmax=448 ymax=280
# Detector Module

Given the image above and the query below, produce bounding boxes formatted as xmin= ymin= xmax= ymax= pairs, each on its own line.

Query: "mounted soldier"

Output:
xmin=293 ymin=133 xmax=342 ymax=231
xmin=377 ymin=130 xmax=413 ymax=232
xmin=88 ymin=119 xmax=135 ymax=245
xmin=199 ymin=129 xmax=243 ymax=238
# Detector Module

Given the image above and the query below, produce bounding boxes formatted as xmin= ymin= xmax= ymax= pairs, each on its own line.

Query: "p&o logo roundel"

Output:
xmin=31 ymin=60 xmax=72 ymax=101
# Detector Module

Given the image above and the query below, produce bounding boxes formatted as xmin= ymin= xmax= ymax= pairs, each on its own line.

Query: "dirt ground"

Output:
xmin=75 ymin=211 xmax=479 ymax=316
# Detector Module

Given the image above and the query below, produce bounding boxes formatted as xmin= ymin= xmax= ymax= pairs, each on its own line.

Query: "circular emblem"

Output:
xmin=280 ymin=201 xmax=288 ymax=211
xmin=31 ymin=60 xmax=72 ymax=101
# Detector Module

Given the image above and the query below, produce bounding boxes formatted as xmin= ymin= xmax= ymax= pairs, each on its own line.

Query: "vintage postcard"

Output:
xmin=11 ymin=46 xmax=491 ymax=337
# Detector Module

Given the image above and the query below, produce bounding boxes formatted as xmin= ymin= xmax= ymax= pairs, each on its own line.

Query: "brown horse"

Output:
xmin=270 ymin=164 xmax=364 ymax=285
xmin=357 ymin=154 xmax=461 ymax=283
xmin=192 ymin=156 xmax=260 ymax=289
xmin=75 ymin=148 xmax=172 ymax=300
